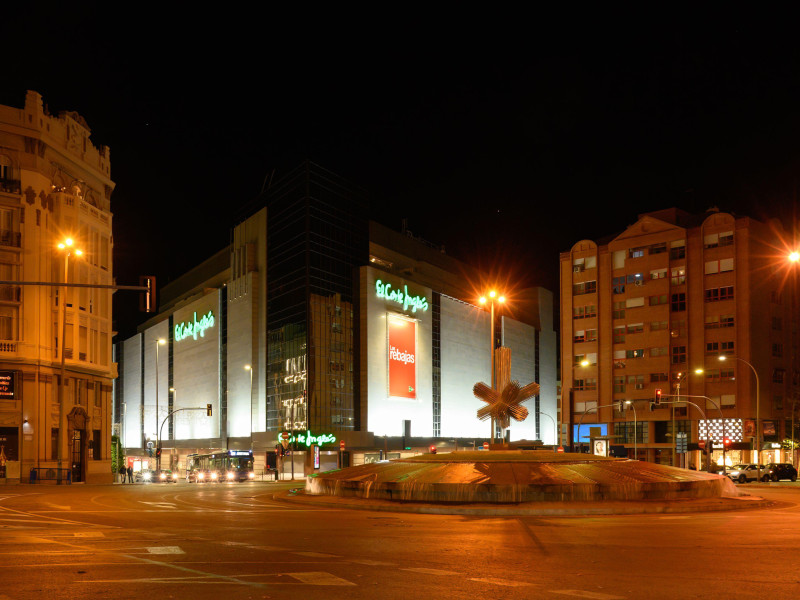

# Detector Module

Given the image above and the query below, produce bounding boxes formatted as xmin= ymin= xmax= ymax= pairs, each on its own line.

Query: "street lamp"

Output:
xmin=56 ymin=238 xmax=82 ymax=479
xmin=693 ymin=369 xmax=729 ymax=470
xmin=719 ymin=354 xmax=760 ymax=481
xmin=154 ymin=338 xmax=166 ymax=472
xmin=624 ymin=400 xmax=637 ymax=460
xmin=244 ymin=365 xmax=253 ymax=437
xmin=479 ymin=290 xmax=505 ymax=443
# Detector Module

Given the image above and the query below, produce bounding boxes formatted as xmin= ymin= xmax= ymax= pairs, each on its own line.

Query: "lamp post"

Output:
xmin=624 ymin=400 xmax=637 ymax=460
xmin=537 ymin=410 xmax=557 ymax=447
xmin=479 ymin=290 xmax=505 ymax=443
xmin=56 ymin=238 xmax=82 ymax=479
xmin=244 ymin=365 xmax=253 ymax=440
xmin=154 ymin=338 xmax=166 ymax=472
xmin=719 ymin=354 xmax=760 ymax=481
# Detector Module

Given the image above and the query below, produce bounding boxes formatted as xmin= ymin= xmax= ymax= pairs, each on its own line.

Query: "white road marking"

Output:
xmin=250 ymin=545 xmax=291 ymax=552
xmin=146 ymin=546 xmax=185 ymax=554
xmin=402 ymin=567 xmax=461 ymax=576
xmin=74 ymin=532 xmax=105 ymax=537
xmin=553 ymin=590 xmax=626 ymax=599
xmin=139 ymin=501 xmax=177 ymax=509
xmin=349 ymin=559 xmax=395 ymax=566
xmin=293 ymin=551 xmax=340 ymax=558
xmin=470 ymin=577 xmax=533 ymax=587
xmin=286 ymin=572 xmax=355 ymax=586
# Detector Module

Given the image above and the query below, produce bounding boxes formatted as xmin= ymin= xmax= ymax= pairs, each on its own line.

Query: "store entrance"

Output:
xmin=71 ymin=429 xmax=84 ymax=482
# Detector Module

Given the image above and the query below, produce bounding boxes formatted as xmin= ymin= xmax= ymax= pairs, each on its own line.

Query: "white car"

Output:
xmin=725 ymin=464 xmax=767 ymax=484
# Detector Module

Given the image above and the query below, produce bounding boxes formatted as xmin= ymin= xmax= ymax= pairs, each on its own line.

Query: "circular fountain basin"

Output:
xmin=305 ymin=451 xmax=737 ymax=503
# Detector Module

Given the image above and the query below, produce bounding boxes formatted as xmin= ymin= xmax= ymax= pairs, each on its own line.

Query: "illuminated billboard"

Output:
xmin=388 ymin=315 xmax=416 ymax=399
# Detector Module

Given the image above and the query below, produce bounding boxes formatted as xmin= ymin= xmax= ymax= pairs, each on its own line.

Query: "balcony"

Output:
xmin=0 ymin=230 xmax=21 ymax=248
xmin=0 ymin=178 xmax=21 ymax=195
xmin=0 ymin=285 xmax=21 ymax=302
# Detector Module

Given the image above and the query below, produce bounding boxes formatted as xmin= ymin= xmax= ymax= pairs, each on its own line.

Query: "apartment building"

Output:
xmin=561 ymin=207 xmax=798 ymax=468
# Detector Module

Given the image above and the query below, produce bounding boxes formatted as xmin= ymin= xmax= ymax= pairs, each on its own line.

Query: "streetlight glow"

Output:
xmin=789 ymin=251 xmax=800 ymax=262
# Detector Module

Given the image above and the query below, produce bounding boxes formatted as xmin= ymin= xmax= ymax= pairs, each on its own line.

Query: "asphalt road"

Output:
xmin=0 ymin=480 xmax=798 ymax=599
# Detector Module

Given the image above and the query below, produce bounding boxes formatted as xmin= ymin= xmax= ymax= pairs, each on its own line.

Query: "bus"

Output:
xmin=186 ymin=450 xmax=255 ymax=483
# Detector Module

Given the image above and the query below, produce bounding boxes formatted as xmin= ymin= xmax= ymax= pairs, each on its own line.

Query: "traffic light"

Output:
xmin=429 ymin=445 xmax=437 ymax=454
xmin=156 ymin=447 xmax=162 ymax=458
xmin=723 ymin=437 xmax=732 ymax=448
xmin=139 ymin=275 xmax=156 ymax=312
xmin=654 ymin=388 xmax=662 ymax=405
xmin=206 ymin=403 xmax=212 ymax=416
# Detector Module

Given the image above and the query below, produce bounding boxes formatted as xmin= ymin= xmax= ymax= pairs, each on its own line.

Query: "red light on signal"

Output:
xmin=654 ymin=389 xmax=662 ymax=405
xmin=429 ymin=445 xmax=437 ymax=454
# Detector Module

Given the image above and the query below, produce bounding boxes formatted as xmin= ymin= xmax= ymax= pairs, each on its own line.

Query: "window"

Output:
xmin=670 ymin=267 xmax=686 ymax=286
xmin=705 ymin=286 xmax=734 ymax=302
xmin=721 ymin=368 xmax=734 ymax=381
xmin=626 ymin=323 xmax=644 ymax=334
xmin=774 ymin=395 xmax=784 ymax=410
xmin=773 ymin=369 xmax=785 ymax=384
xmin=772 ymin=343 xmax=783 ymax=358
xmin=613 ymin=326 xmax=625 ymax=344
xmin=703 ymin=233 xmax=719 ymax=248
xmin=705 ymin=342 xmax=719 ymax=355
xmin=720 ymin=314 xmax=734 ymax=328
xmin=575 ymin=378 xmax=597 ymax=391
xmin=574 ymin=330 xmax=586 ymax=343
xmin=629 ymin=247 xmax=646 ymax=259
xmin=650 ymin=320 xmax=668 ymax=331
xmin=704 ymin=369 xmax=720 ymax=382
xmin=671 ymin=346 xmax=686 ymax=364
xmin=670 ymin=240 xmax=686 ymax=260
xmin=627 ymin=374 xmax=645 ymax=389
xmin=720 ymin=394 xmax=736 ymax=408
xmin=719 ymin=231 xmax=734 ymax=246
xmin=573 ymin=305 xmax=597 ymax=319
xmin=626 ymin=297 xmax=645 ymax=308
xmin=650 ymin=268 xmax=667 ymax=280
xmin=612 ymin=276 xmax=626 ymax=294
xmin=705 ymin=315 xmax=720 ymax=329
xmin=670 ymin=320 xmax=686 ymax=338
xmin=613 ymin=350 xmax=626 ymax=369
xmin=573 ymin=281 xmax=597 ymax=295
xmin=649 ymin=243 xmax=667 ymax=255
xmin=671 ymin=293 xmax=686 ymax=312
xmin=613 ymin=376 xmax=625 ymax=393
xmin=721 ymin=341 xmax=734 ymax=354
xmin=626 ymin=348 xmax=644 ymax=359
xmin=650 ymin=346 xmax=668 ymax=357
xmin=650 ymin=372 xmax=669 ymax=382
xmin=649 ymin=294 xmax=668 ymax=306
xmin=572 ymin=258 xmax=585 ymax=273
xmin=612 ymin=301 xmax=625 ymax=319
xmin=612 ymin=250 xmax=626 ymax=269
xmin=704 ymin=258 xmax=734 ymax=274
xmin=772 ymin=317 xmax=783 ymax=330
xmin=575 ymin=353 xmax=597 ymax=366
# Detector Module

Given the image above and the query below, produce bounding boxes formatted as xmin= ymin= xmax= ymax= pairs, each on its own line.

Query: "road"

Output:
xmin=0 ymin=481 xmax=798 ymax=599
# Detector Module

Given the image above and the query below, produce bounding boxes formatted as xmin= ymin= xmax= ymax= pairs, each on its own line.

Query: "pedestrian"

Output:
xmin=127 ymin=466 xmax=133 ymax=483
xmin=118 ymin=465 xmax=126 ymax=483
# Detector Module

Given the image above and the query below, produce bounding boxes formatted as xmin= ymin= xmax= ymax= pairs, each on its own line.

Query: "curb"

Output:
xmin=274 ymin=489 xmax=773 ymax=516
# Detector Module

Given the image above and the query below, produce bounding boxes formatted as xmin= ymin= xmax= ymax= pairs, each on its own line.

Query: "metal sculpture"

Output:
xmin=473 ymin=380 xmax=539 ymax=430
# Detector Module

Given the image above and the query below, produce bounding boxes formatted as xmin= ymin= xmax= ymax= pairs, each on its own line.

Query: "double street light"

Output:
xmin=56 ymin=238 xmax=82 ymax=477
xmin=479 ymin=290 xmax=505 ymax=443
xmin=154 ymin=338 xmax=166 ymax=471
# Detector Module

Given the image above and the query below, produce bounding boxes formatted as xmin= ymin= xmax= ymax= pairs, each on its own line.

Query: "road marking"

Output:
xmin=146 ymin=546 xmax=185 ymax=554
xmin=402 ymin=567 xmax=461 ymax=576
xmin=349 ymin=559 xmax=395 ymax=566
xmin=74 ymin=532 xmax=105 ymax=537
xmin=139 ymin=501 xmax=177 ymax=509
xmin=293 ymin=551 xmax=340 ymax=558
xmin=553 ymin=591 xmax=626 ymax=599
xmin=470 ymin=578 xmax=533 ymax=587
xmin=286 ymin=572 xmax=355 ymax=586
xmin=251 ymin=545 xmax=290 ymax=552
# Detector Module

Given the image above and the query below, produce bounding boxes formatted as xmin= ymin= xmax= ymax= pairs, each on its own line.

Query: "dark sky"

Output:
xmin=4 ymin=9 xmax=800 ymax=337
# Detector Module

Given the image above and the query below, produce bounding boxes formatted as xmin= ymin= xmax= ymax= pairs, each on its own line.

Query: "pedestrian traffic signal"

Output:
xmin=429 ymin=445 xmax=437 ymax=454
xmin=654 ymin=388 xmax=662 ymax=405
xmin=206 ymin=403 xmax=212 ymax=416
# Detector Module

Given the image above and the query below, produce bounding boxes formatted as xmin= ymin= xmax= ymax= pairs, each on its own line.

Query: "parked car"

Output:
xmin=725 ymin=464 xmax=767 ymax=484
xmin=763 ymin=463 xmax=798 ymax=482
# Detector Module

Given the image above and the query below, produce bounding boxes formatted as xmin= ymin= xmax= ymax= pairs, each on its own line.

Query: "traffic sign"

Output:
xmin=281 ymin=432 xmax=290 ymax=440
xmin=483 ymin=442 xmax=489 ymax=450
xmin=557 ymin=446 xmax=564 ymax=453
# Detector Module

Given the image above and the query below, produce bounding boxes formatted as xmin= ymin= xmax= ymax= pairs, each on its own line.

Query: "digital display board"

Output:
xmin=388 ymin=315 xmax=416 ymax=399
xmin=0 ymin=372 xmax=13 ymax=399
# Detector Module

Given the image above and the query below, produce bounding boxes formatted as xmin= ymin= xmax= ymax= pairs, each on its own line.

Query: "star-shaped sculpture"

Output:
xmin=473 ymin=380 xmax=539 ymax=430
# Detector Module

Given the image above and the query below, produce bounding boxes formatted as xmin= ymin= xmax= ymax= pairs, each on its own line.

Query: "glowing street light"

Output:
xmin=719 ymin=354 xmax=760 ymax=481
xmin=479 ymin=290 xmax=505 ymax=443
xmin=56 ymin=237 xmax=82 ymax=479
xmin=155 ymin=338 xmax=166 ymax=471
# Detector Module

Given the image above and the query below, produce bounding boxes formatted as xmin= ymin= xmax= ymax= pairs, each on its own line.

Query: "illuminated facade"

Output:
xmin=561 ymin=208 xmax=799 ymax=467
xmin=116 ymin=163 xmax=557 ymax=474
xmin=0 ymin=91 xmax=115 ymax=483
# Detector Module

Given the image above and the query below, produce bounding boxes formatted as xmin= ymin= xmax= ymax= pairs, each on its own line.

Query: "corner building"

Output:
xmin=561 ymin=208 xmax=798 ymax=468
xmin=0 ymin=91 xmax=115 ymax=483
xmin=117 ymin=162 xmax=558 ymax=476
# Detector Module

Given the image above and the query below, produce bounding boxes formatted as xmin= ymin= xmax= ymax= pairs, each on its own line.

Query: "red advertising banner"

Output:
xmin=388 ymin=315 xmax=416 ymax=399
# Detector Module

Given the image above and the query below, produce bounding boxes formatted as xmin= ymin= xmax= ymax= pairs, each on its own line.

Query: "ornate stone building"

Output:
xmin=0 ymin=91 xmax=115 ymax=483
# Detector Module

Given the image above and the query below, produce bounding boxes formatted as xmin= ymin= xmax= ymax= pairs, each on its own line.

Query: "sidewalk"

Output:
xmin=274 ymin=487 xmax=772 ymax=516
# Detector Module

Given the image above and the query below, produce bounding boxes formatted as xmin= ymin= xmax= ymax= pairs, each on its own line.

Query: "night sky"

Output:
xmin=4 ymin=9 xmax=800 ymax=337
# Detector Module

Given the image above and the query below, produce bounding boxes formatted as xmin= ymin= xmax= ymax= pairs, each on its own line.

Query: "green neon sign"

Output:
xmin=280 ymin=430 xmax=337 ymax=447
xmin=375 ymin=279 xmax=429 ymax=313
xmin=174 ymin=310 xmax=215 ymax=342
